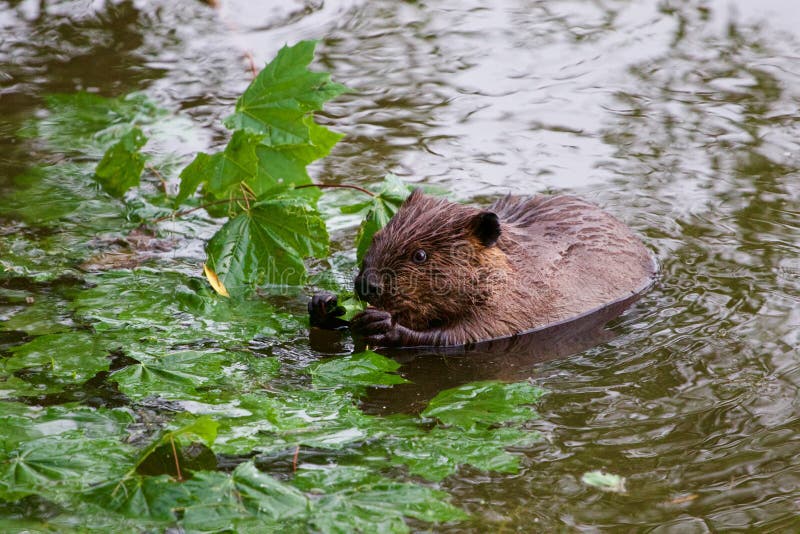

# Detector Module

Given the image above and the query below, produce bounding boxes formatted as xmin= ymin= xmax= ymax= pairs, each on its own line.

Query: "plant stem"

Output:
xmin=170 ymin=435 xmax=183 ymax=482
xmin=295 ymin=183 xmax=375 ymax=197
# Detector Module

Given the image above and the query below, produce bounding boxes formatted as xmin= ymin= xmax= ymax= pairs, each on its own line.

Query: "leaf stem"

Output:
xmin=295 ymin=183 xmax=375 ymax=197
xmin=170 ymin=435 xmax=183 ymax=482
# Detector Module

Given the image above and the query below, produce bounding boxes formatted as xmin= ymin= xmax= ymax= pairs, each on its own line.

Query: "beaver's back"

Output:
xmin=491 ymin=195 xmax=656 ymax=328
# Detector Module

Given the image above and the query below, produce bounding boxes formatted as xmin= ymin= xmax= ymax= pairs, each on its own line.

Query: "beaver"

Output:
xmin=310 ymin=190 xmax=656 ymax=347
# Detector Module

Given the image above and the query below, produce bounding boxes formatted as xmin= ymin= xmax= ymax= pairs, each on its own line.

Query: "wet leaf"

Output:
xmin=383 ymin=423 xmax=539 ymax=481
xmin=309 ymin=350 xmax=408 ymax=389
xmin=581 ymin=471 xmax=627 ymax=493
xmin=422 ymin=381 xmax=545 ymax=430
xmin=26 ymin=92 xmax=167 ymax=157
xmin=203 ymin=263 xmax=230 ymax=297
xmin=294 ymin=465 xmax=468 ymax=533
xmin=175 ymin=130 xmax=260 ymax=207
xmin=4 ymin=332 xmax=110 ymax=390
xmin=94 ymin=127 xmax=148 ymax=197
xmin=109 ymin=351 xmax=231 ymax=401
xmin=0 ymin=405 xmax=135 ymax=501
xmin=205 ymin=193 xmax=328 ymax=293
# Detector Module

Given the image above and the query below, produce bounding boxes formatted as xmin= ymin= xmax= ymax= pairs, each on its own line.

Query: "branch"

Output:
xmin=295 ymin=183 xmax=375 ymax=197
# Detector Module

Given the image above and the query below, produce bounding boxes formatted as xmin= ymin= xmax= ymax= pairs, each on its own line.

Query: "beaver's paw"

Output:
xmin=350 ymin=308 xmax=401 ymax=346
xmin=308 ymin=291 xmax=348 ymax=330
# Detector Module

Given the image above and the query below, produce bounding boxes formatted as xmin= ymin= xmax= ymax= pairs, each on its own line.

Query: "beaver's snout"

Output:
xmin=355 ymin=269 xmax=382 ymax=303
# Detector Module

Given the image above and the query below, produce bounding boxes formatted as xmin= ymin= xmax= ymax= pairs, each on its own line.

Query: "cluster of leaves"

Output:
xmin=0 ymin=41 xmax=550 ymax=531
xmin=86 ymin=40 xmax=415 ymax=297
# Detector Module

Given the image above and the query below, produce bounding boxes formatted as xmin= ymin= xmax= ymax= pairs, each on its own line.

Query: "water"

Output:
xmin=2 ymin=0 xmax=800 ymax=529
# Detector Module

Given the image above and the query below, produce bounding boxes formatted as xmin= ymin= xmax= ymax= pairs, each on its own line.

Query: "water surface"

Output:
xmin=2 ymin=0 xmax=800 ymax=530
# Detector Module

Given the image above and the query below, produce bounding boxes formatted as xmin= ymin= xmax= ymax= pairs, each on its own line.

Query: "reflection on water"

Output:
xmin=2 ymin=0 xmax=800 ymax=529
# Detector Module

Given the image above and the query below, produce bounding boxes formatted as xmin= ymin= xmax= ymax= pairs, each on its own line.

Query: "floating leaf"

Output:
xmin=422 ymin=381 xmax=545 ymax=430
xmin=309 ymin=351 xmax=408 ymax=389
xmin=294 ymin=465 xmax=468 ymax=533
xmin=94 ymin=127 xmax=148 ymax=197
xmin=26 ymin=92 xmax=167 ymax=156
xmin=581 ymin=471 xmax=627 ymax=493
xmin=223 ymin=40 xmax=348 ymax=146
xmin=379 ymin=422 xmax=539 ymax=482
xmin=5 ymin=332 xmax=110 ymax=391
xmin=205 ymin=193 xmax=328 ymax=293
xmin=0 ymin=405 xmax=135 ymax=501
xmin=109 ymin=351 xmax=231 ymax=401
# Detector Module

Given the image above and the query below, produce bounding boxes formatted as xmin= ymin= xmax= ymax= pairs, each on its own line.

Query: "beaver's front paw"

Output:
xmin=350 ymin=308 xmax=401 ymax=346
xmin=308 ymin=291 xmax=348 ymax=330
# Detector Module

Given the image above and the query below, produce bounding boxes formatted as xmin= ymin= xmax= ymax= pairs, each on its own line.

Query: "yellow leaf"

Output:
xmin=203 ymin=263 xmax=230 ymax=297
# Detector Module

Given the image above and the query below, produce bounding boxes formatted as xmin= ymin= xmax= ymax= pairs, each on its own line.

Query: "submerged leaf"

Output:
xmin=94 ymin=127 xmax=148 ymax=197
xmin=4 ymin=332 xmax=110 ymax=391
xmin=582 ymin=471 xmax=627 ymax=493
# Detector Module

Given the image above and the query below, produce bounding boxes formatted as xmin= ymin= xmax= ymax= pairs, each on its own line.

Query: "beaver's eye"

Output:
xmin=412 ymin=249 xmax=427 ymax=264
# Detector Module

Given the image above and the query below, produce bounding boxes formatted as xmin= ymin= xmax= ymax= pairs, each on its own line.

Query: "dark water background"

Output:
xmin=2 ymin=0 xmax=800 ymax=530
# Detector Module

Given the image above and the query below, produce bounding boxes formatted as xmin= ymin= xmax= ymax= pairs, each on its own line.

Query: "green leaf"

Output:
xmin=86 ymin=463 xmax=307 ymax=530
xmin=231 ymin=462 xmax=309 ymax=521
xmin=176 ymin=130 xmax=260 ymax=206
xmin=109 ymin=351 xmax=230 ymax=401
xmin=94 ymin=127 xmax=148 ymax=197
xmin=309 ymin=351 xmax=408 ymax=389
xmin=4 ymin=332 xmax=110 ymax=391
xmin=251 ymin=119 xmax=342 ymax=197
xmin=293 ymin=466 xmax=468 ymax=533
xmin=25 ymin=92 xmax=167 ymax=156
xmin=422 ymin=381 xmax=545 ymax=430
xmin=205 ymin=193 xmax=328 ymax=293
xmin=340 ymin=174 xmax=414 ymax=263
xmin=0 ymin=406 xmax=135 ymax=501
xmin=212 ymin=390 xmax=372 ymax=456
xmin=581 ymin=470 xmax=627 ymax=493
xmin=85 ymin=474 xmax=193 ymax=522
xmin=224 ymin=41 xmax=348 ymax=146
xmin=383 ymin=423 xmax=539 ymax=481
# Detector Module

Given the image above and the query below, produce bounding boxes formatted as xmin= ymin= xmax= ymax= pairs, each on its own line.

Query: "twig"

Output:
xmin=295 ymin=183 xmax=375 ymax=197
xmin=146 ymin=163 xmax=168 ymax=194
xmin=244 ymin=51 xmax=258 ymax=79
xmin=292 ymin=445 xmax=300 ymax=472
xmin=170 ymin=435 xmax=183 ymax=482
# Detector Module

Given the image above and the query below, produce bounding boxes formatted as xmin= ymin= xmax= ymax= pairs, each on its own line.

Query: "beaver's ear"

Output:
xmin=470 ymin=211 xmax=501 ymax=247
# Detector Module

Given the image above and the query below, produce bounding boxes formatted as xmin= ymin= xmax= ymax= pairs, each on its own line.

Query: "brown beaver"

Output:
xmin=310 ymin=190 xmax=656 ymax=347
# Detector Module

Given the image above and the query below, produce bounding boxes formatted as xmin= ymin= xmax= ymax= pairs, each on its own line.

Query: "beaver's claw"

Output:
xmin=350 ymin=308 xmax=401 ymax=346
xmin=308 ymin=291 xmax=348 ymax=330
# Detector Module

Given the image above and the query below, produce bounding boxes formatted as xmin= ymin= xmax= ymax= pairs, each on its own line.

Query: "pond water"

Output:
xmin=2 ymin=0 xmax=800 ymax=530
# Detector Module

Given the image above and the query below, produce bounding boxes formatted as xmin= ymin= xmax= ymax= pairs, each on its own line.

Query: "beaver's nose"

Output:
xmin=355 ymin=271 xmax=382 ymax=302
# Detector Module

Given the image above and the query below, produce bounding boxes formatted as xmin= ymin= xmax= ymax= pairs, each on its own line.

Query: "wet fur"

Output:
xmin=353 ymin=190 xmax=656 ymax=346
